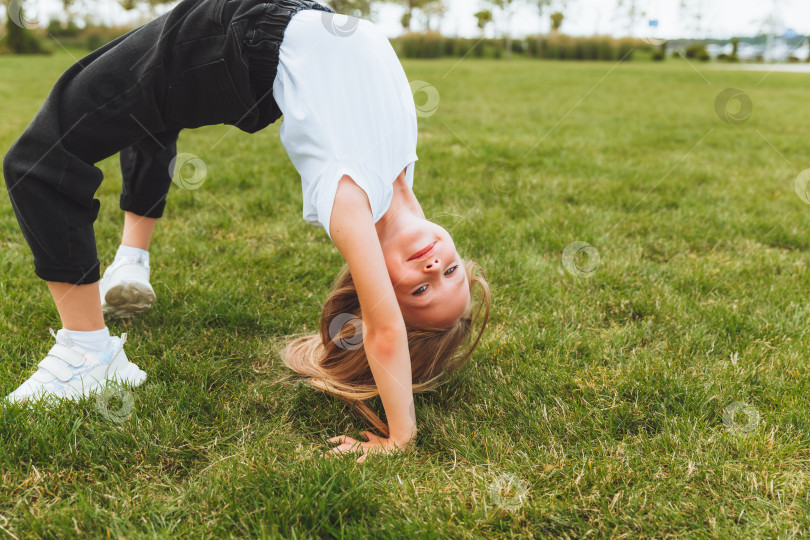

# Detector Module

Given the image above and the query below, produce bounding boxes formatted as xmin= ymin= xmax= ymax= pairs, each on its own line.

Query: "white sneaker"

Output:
xmin=100 ymin=253 xmax=156 ymax=319
xmin=5 ymin=329 xmax=147 ymax=404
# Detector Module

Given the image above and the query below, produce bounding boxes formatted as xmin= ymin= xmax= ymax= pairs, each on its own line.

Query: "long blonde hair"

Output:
xmin=280 ymin=259 xmax=491 ymax=437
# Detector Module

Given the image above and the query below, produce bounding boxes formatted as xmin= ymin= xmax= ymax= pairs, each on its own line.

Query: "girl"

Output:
xmin=2 ymin=0 xmax=490 ymax=460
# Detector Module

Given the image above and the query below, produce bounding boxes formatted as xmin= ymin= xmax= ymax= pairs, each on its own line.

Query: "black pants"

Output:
xmin=2 ymin=0 xmax=332 ymax=284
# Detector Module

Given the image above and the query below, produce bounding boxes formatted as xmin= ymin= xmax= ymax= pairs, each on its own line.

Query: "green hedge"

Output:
xmin=392 ymin=32 xmax=644 ymax=61
xmin=46 ymin=21 xmax=132 ymax=51
xmin=0 ymin=20 xmax=132 ymax=54
xmin=528 ymin=34 xmax=637 ymax=61
xmin=1 ymin=13 xmax=50 ymax=54
xmin=395 ymin=32 xmax=505 ymax=59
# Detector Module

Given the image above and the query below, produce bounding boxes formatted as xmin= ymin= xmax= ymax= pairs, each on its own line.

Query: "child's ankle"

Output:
xmin=61 ymin=327 xmax=111 ymax=351
xmin=116 ymin=244 xmax=149 ymax=262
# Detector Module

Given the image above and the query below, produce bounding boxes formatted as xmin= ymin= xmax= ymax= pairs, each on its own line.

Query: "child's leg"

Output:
xmin=40 ymin=130 xmax=178 ymax=329
xmin=47 ymin=282 xmax=105 ymax=331
xmin=118 ymin=128 xmax=181 ymax=251
xmin=42 ymin=129 xmax=179 ymax=323
xmin=100 ymin=215 xmax=157 ymax=320
xmin=0 ymin=15 xmax=175 ymax=400
xmin=1 ymin=0 xmax=259 ymax=401
xmin=3 ymin=0 xmax=253 ymax=304
xmin=3 ymin=0 xmax=316 ymax=402
xmin=3 ymin=17 xmax=174 ymax=289
xmin=122 ymin=212 xmax=158 ymax=251
xmin=97 ymin=129 xmax=180 ymax=319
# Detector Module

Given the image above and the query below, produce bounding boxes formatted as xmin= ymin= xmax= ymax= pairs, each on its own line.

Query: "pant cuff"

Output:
xmin=120 ymin=193 xmax=167 ymax=218
xmin=35 ymin=261 xmax=101 ymax=285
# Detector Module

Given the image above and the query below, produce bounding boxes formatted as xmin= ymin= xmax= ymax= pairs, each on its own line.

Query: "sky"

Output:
xmin=21 ymin=0 xmax=810 ymax=40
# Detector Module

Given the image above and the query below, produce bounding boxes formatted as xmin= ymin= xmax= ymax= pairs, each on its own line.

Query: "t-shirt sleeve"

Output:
xmin=315 ymin=158 xmax=417 ymax=241
xmin=315 ymin=162 xmax=367 ymax=242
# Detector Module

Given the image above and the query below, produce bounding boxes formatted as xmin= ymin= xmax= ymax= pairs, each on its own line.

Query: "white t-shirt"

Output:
xmin=272 ymin=9 xmax=419 ymax=240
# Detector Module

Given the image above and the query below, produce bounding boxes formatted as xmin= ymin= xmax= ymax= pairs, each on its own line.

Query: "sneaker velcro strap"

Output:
xmin=48 ymin=344 xmax=87 ymax=367
xmin=37 ymin=355 xmax=77 ymax=382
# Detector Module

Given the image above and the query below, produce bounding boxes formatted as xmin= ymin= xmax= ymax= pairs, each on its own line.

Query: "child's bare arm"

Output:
xmin=327 ymin=175 xmax=417 ymax=459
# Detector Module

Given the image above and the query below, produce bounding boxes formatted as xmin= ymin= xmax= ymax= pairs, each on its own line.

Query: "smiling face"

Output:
xmin=380 ymin=218 xmax=471 ymax=329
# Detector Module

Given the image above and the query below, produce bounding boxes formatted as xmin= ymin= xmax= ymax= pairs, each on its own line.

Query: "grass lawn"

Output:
xmin=1 ymin=47 xmax=810 ymax=538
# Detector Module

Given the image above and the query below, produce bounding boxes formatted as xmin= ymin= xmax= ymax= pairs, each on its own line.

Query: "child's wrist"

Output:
xmin=389 ymin=425 xmax=417 ymax=448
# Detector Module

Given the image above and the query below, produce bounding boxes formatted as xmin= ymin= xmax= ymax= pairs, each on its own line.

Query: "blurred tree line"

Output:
xmin=1 ymin=0 xmax=458 ymax=53
xmin=0 ymin=0 xmax=670 ymax=60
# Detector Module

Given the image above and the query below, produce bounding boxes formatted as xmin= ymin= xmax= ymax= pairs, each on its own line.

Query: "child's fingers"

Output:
xmin=322 ymin=445 xmax=352 ymax=459
xmin=327 ymin=435 xmax=358 ymax=446
xmin=323 ymin=435 xmax=363 ymax=458
xmin=323 ymin=433 xmax=394 ymax=461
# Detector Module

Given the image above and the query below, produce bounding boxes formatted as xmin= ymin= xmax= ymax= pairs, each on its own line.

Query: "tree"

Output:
xmin=550 ymin=11 xmax=563 ymax=33
xmin=474 ymin=9 xmax=493 ymax=36
xmin=60 ymin=0 xmax=79 ymax=24
xmin=383 ymin=0 xmax=429 ymax=31
xmin=4 ymin=0 xmax=47 ymax=54
xmin=325 ymin=0 xmax=374 ymax=18
xmin=400 ymin=11 xmax=412 ymax=30
xmin=483 ymin=0 xmax=520 ymax=59
xmin=420 ymin=0 xmax=446 ymax=32
xmin=118 ymin=0 xmax=177 ymax=19
xmin=532 ymin=0 xmax=565 ymax=33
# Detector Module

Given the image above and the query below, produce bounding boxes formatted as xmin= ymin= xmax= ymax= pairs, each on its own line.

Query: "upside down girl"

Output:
xmin=2 ymin=0 xmax=490 ymax=461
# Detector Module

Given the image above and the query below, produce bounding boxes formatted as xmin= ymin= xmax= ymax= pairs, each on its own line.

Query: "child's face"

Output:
xmin=381 ymin=219 xmax=471 ymax=329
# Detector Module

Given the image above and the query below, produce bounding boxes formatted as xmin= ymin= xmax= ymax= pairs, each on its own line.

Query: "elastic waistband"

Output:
xmin=241 ymin=1 xmax=334 ymax=121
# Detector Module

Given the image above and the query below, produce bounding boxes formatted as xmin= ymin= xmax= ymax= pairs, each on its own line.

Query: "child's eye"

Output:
xmin=412 ymin=265 xmax=459 ymax=295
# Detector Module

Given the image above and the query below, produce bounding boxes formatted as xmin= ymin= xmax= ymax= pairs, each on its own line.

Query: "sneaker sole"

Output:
xmin=103 ymin=281 xmax=155 ymax=319
xmin=107 ymin=360 xmax=148 ymax=388
xmin=71 ymin=360 xmax=148 ymax=401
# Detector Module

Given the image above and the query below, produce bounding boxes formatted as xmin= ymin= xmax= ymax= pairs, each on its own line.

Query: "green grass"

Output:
xmin=1 ymin=48 xmax=810 ymax=538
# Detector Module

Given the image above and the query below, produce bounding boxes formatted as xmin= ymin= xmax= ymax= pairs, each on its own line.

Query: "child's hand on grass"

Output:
xmin=324 ymin=431 xmax=414 ymax=463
